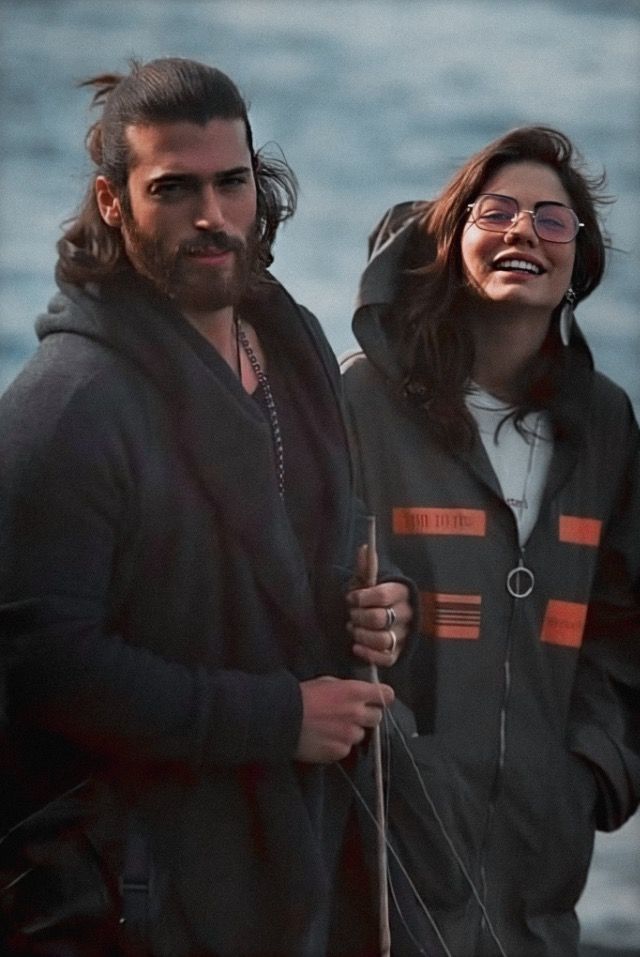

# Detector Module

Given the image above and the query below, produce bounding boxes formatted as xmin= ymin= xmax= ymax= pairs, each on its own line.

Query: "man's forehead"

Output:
xmin=125 ymin=117 xmax=252 ymax=172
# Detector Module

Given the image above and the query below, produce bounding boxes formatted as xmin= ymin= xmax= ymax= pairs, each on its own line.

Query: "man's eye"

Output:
xmin=220 ymin=176 xmax=248 ymax=190
xmin=150 ymin=181 xmax=188 ymax=197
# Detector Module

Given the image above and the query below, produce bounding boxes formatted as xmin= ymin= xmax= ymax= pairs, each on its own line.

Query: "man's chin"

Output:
xmin=175 ymin=258 xmax=253 ymax=308
xmin=172 ymin=281 xmax=244 ymax=315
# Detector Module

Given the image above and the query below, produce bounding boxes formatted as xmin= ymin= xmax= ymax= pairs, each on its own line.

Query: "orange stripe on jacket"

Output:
xmin=393 ymin=508 xmax=486 ymax=537
xmin=559 ymin=515 xmax=602 ymax=547
xmin=421 ymin=592 xmax=482 ymax=640
xmin=541 ymin=600 xmax=588 ymax=648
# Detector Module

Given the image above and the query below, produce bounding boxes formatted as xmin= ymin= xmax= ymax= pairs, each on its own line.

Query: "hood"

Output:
xmin=36 ymin=265 xmax=185 ymax=361
xmin=351 ymin=201 xmax=430 ymax=384
xmin=36 ymin=264 xmax=334 ymax=392
xmin=351 ymin=201 xmax=593 ymax=383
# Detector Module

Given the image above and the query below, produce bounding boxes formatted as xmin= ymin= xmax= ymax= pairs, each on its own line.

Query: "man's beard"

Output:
xmin=121 ymin=212 xmax=259 ymax=313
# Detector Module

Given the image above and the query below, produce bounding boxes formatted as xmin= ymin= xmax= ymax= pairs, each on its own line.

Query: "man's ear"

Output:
xmin=96 ymin=175 xmax=123 ymax=227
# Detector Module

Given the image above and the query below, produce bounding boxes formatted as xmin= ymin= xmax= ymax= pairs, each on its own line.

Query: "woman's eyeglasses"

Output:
xmin=467 ymin=193 xmax=583 ymax=244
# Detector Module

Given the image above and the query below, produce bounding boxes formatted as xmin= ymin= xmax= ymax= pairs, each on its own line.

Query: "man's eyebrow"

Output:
xmin=150 ymin=166 xmax=253 ymax=184
xmin=216 ymin=166 xmax=253 ymax=179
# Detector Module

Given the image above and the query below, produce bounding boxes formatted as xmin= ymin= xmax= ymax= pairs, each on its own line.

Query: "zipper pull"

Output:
xmin=506 ymin=552 xmax=535 ymax=598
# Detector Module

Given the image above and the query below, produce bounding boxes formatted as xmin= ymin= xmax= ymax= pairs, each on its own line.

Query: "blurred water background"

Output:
xmin=1 ymin=0 xmax=639 ymax=951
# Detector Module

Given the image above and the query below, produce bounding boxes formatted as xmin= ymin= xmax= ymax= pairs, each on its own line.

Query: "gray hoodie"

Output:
xmin=341 ymin=203 xmax=640 ymax=957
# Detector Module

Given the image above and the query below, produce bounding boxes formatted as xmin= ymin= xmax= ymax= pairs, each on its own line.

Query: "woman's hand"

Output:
xmin=346 ymin=544 xmax=413 ymax=667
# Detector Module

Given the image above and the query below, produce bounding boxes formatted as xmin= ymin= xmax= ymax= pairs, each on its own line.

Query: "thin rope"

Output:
xmin=383 ymin=707 xmax=509 ymax=957
xmin=338 ymin=750 xmax=454 ymax=957
xmin=354 ymin=675 xmax=509 ymax=957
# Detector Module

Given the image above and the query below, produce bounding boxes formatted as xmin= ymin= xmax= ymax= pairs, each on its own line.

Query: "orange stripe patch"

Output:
xmin=541 ymin=600 xmax=588 ymax=648
xmin=559 ymin=515 xmax=602 ymax=547
xmin=421 ymin=592 xmax=482 ymax=640
xmin=393 ymin=508 xmax=486 ymax=537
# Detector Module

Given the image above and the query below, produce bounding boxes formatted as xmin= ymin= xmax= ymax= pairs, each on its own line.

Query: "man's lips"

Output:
xmin=187 ymin=247 xmax=232 ymax=261
xmin=181 ymin=233 xmax=244 ymax=261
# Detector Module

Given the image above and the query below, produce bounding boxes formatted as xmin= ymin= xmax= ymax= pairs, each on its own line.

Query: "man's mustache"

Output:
xmin=180 ymin=231 xmax=245 ymax=256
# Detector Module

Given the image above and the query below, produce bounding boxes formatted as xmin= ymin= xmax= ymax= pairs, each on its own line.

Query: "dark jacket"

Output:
xmin=340 ymin=205 xmax=640 ymax=957
xmin=0 ymin=267 xmax=376 ymax=956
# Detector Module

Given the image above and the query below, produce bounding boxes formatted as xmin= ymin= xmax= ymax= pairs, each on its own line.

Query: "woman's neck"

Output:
xmin=465 ymin=303 xmax=552 ymax=400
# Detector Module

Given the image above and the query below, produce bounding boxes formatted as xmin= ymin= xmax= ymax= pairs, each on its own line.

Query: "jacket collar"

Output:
xmin=43 ymin=269 xmax=349 ymax=640
xmin=455 ymin=352 xmax=592 ymax=508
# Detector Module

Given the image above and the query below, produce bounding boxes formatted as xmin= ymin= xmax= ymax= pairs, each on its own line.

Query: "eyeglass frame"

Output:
xmin=466 ymin=192 xmax=584 ymax=244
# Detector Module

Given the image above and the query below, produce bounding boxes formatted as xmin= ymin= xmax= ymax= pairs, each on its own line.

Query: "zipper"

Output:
xmin=479 ymin=543 xmax=533 ymax=942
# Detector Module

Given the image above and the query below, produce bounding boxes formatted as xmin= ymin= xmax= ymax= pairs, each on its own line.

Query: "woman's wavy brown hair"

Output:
xmin=57 ymin=57 xmax=297 ymax=286
xmin=391 ymin=125 xmax=611 ymax=450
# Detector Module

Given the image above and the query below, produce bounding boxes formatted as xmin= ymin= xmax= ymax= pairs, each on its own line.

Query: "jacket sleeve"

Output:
xmin=567 ymin=403 xmax=640 ymax=830
xmin=0 ymin=368 xmax=302 ymax=773
xmin=340 ymin=358 xmax=421 ymax=673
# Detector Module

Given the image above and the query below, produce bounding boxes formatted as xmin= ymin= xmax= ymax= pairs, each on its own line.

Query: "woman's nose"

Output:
xmin=503 ymin=210 xmax=539 ymax=244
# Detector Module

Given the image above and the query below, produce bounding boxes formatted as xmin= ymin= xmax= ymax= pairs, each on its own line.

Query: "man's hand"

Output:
xmin=346 ymin=544 xmax=413 ymax=667
xmin=295 ymin=676 xmax=394 ymax=763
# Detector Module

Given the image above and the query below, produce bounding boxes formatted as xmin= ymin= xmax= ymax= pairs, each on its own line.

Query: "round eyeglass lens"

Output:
xmin=473 ymin=195 xmax=518 ymax=230
xmin=533 ymin=203 xmax=579 ymax=243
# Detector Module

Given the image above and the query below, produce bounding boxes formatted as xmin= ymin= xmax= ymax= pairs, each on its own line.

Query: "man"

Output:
xmin=0 ymin=58 xmax=412 ymax=956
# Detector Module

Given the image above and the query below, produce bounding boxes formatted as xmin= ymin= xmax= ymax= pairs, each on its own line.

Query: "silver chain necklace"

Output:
xmin=235 ymin=317 xmax=285 ymax=498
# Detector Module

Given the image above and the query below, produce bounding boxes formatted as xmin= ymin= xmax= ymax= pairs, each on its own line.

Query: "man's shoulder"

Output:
xmin=250 ymin=273 xmax=324 ymax=332
xmin=4 ymin=331 xmax=136 ymax=408
xmin=249 ymin=273 xmax=338 ymax=372
xmin=0 ymin=333 xmax=145 ymax=467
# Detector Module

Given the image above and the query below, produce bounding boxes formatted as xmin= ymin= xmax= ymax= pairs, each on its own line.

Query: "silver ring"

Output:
xmin=387 ymin=629 xmax=397 ymax=655
xmin=384 ymin=606 xmax=397 ymax=629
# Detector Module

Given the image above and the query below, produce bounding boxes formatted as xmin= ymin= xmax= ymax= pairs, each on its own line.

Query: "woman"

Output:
xmin=341 ymin=127 xmax=640 ymax=957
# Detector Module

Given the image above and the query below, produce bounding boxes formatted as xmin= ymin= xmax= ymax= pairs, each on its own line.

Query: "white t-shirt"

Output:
xmin=465 ymin=384 xmax=553 ymax=546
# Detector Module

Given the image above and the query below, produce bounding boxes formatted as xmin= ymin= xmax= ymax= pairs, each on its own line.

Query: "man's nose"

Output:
xmin=194 ymin=185 xmax=225 ymax=231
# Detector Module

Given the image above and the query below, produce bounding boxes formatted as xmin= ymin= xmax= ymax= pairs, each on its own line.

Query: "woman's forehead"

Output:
xmin=481 ymin=161 xmax=571 ymax=206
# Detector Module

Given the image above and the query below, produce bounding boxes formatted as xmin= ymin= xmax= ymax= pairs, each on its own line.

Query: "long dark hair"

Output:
xmin=392 ymin=126 xmax=611 ymax=451
xmin=57 ymin=57 xmax=297 ymax=285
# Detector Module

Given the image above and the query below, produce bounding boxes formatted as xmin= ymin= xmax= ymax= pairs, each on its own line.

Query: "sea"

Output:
xmin=0 ymin=0 xmax=639 ymax=952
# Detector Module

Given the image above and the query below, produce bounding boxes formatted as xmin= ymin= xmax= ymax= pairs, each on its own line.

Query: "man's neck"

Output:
xmin=181 ymin=305 xmax=262 ymax=393
xmin=182 ymin=305 xmax=238 ymax=370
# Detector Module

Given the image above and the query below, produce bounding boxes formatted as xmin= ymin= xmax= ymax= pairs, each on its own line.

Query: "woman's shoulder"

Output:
xmin=589 ymin=368 xmax=638 ymax=426
xmin=339 ymin=348 xmax=382 ymax=396
xmin=339 ymin=348 xmax=366 ymax=375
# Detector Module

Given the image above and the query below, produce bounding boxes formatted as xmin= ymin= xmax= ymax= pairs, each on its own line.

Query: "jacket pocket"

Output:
xmin=385 ymin=711 xmax=484 ymax=909
xmin=500 ymin=744 xmax=598 ymax=912
xmin=0 ymin=783 xmax=120 ymax=951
